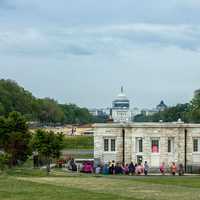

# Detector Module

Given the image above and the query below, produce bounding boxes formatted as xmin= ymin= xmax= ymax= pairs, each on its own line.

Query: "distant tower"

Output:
xmin=121 ymin=86 xmax=124 ymax=93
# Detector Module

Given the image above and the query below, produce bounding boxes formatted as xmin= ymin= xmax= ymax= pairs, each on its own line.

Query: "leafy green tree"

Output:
xmin=32 ymin=129 xmax=64 ymax=174
xmin=0 ymin=153 xmax=11 ymax=171
xmin=187 ymin=93 xmax=200 ymax=123
xmin=60 ymin=104 xmax=94 ymax=124
xmin=0 ymin=79 xmax=35 ymax=116
xmin=152 ymin=103 xmax=189 ymax=122
xmin=0 ymin=112 xmax=32 ymax=166
xmin=0 ymin=79 xmax=99 ymax=124
xmin=36 ymin=98 xmax=64 ymax=123
xmin=134 ymin=104 xmax=189 ymax=123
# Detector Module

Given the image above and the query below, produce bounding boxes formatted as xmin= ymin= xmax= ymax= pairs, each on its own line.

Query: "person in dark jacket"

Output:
xmin=109 ymin=160 xmax=116 ymax=174
xmin=178 ymin=163 xmax=184 ymax=176
xmin=115 ymin=163 xmax=123 ymax=174
xmin=70 ymin=158 xmax=77 ymax=171
xmin=144 ymin=161 xmax=149 ymax=176
xmin=128 ymin=162 xmax=135 ymax=175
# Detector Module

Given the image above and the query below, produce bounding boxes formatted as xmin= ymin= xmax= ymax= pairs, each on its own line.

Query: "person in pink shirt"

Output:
xmin=83 ymin=162 xmax=93 ymax=173
xmin=160 ymin=162 xmax=165 ymax=175
xmin=136 ymin=163 xmax=143 ymax=175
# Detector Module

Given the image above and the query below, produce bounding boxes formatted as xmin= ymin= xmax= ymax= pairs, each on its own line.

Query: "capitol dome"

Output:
xmin=112 ymin=87 xmax=130 ymax=109
xmin=116 ymin=91 xmax=128 ymax=101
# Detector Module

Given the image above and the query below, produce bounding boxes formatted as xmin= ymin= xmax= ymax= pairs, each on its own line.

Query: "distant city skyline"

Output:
xmin=0 ymin=1 xmax=200 ymax=108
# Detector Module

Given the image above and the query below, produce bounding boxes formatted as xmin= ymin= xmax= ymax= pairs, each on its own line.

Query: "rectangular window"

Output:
xmin=104 ymin=139 xmax=109 ymax=152
xmin=168 ymin=139 xmax=171 ymax=152
xmin=139 ymin=139 xmax=143 ymax=153
xmin=104 ymin=138 xmax=116 ymax=152
xmin=193 ymin=139 xmax=198 ymax=152
xmin=168 ymin=138 xmax=174 ymax=153
xmin=151 ymin=139 xmax=159 ymax=153
xmin=136 ymin=138 xmax=143 ymax=153
xmin=111 ymin=139 xmax=116 ymax=152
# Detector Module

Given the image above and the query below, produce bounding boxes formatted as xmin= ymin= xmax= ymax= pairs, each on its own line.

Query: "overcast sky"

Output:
xmin=0 ymin=0 xmax=200 ymax=109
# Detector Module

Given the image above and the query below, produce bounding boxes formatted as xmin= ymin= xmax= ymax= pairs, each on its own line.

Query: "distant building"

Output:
xmin=141 ymin=108 xmax=157 ymax=116
xmin=89 ymin=109 xmax=103 ymax=117
xmin=111 ymin=87 xmax=132 ymax=122
xmin=89 ymin=108 xmax=110 ymax=117
xmin=131 ymin=107 xmax=141 ymax=119
xmin=101 ymin=108 xmax=111 ymax=116
xmin=156 ymin=100 xmax=167 ymax=112
xmin=140 ymin=101 xmax=167 ymax=117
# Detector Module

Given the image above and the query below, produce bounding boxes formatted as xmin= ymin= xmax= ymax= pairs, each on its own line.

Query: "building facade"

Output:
xmin=111 ymin=87 xmax=132 ymax=122
xmin=94 ymin=123 xmax=200 ymax=171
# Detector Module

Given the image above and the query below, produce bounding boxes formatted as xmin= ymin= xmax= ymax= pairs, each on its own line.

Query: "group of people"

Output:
xmin=95 ymin=161 xmax=184 ymax=176
xmin=159 ymin=162 xmax=184 ymax=176
xmin=67 ymin=158 xmax=184 ymax=176
xmin=95 ymin=161 xmax=150 ymax=176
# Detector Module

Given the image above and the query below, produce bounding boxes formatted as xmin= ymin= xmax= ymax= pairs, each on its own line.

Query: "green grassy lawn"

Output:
xmin=1 ymin=167 xmax=200 ymax=200
xmin=69 ymin=153 xmax=93 ymax=159
xmin=62 ymin=136 xmax=93 ymax=150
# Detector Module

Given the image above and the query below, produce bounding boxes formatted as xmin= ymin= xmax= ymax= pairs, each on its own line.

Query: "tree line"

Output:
xmin=0 ymin=79 xmax=105 ymax=124
xmin=0 ymin=111 xmax=64 ymax=173
xmin=134 ymin=92 xmax=200 ymax=123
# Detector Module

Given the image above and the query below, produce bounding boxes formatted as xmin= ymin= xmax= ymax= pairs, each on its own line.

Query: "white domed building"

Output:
xmin=111 ymin=87 xmax=132 ymax=122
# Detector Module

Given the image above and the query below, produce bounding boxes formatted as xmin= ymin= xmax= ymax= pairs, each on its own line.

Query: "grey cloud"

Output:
xmin=1 ymin=1 xmax=200 ymax=108
xmin=1 ymin=24 xmax=200 ymax=58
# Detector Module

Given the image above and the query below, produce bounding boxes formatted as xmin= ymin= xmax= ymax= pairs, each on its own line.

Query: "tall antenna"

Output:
xmin=121 ymin=86 xmax=124 ymax=93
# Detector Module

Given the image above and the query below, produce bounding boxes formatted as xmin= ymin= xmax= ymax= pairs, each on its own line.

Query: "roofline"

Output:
xmin=93 ymin=122 xmax=200 ymax=128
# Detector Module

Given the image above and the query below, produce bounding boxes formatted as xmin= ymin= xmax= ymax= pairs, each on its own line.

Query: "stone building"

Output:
xmin=94 ymin=122 xmax=200 ymax=171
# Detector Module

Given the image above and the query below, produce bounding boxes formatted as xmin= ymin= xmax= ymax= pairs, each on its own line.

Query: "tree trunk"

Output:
xmin=46 ymin=157 xmax=50 ymax=175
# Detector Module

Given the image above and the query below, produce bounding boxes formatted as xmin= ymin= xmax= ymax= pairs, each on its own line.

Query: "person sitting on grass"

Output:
xmin=83 ymin=162 xmax=93 ymax=173
xmin=136 ymin=163 xmax=143 ymax=175
xmin=128 ymin=162 xmax=135 ymax=175
xmin=122 ymin=163 xmax=129 ymax=175
xmin=115 ymin=162 xmax=123 ymax=175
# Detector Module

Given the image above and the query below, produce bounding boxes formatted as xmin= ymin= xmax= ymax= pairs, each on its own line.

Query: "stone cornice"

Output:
xmin=93 ymin=122 xmax=200 ymax=128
